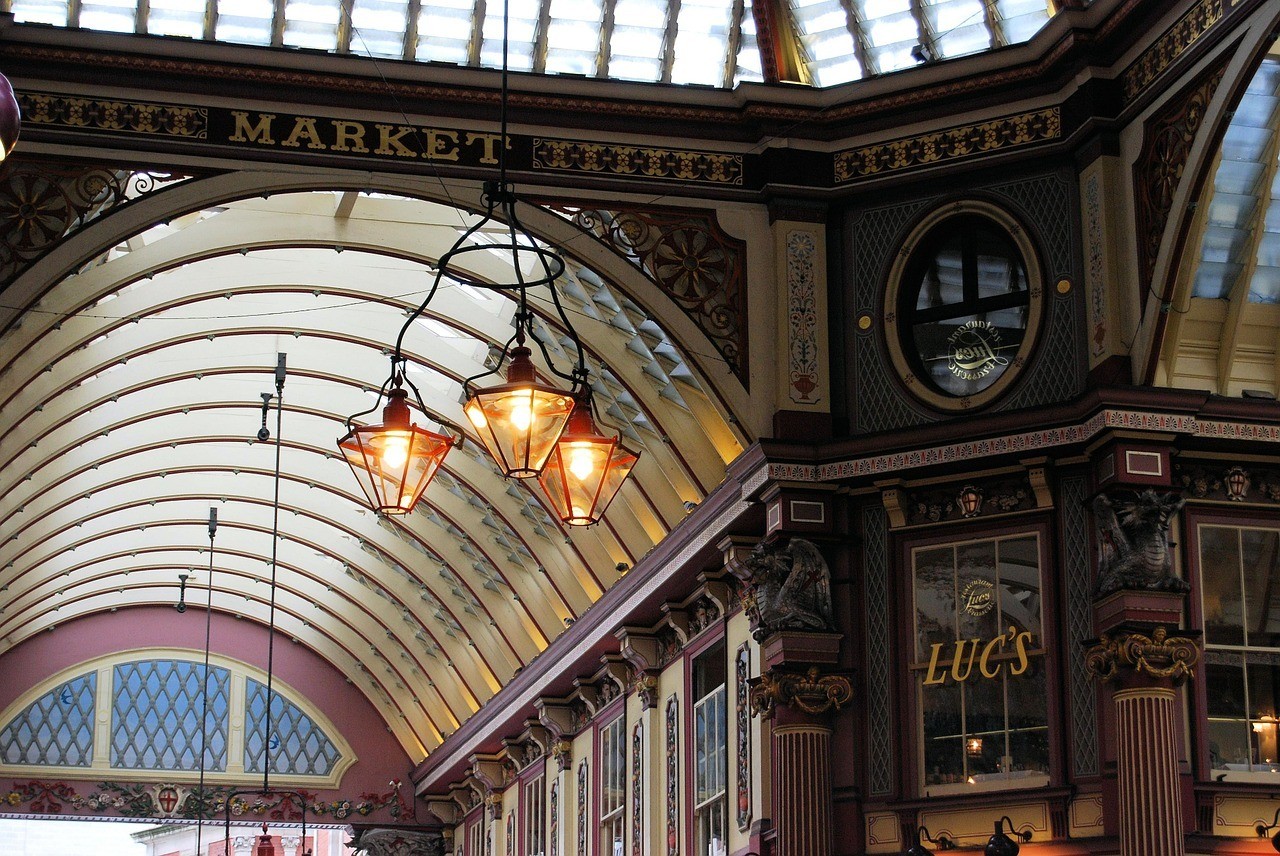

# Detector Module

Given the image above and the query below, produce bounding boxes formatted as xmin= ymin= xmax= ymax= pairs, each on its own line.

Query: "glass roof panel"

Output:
xmin=853 ymin=0 xmax=917 ymax=74
xmin=1190 ymin=58 xmax=1280 ymax=301
xmin=670 ymin=0 xmax=733 ymax=86
xmin=926 ymin=0 xmax=990 ymax=58
xmin=545 ymin=0 xmax=604 ymax=76
xmin=608 ymin=0 xmax=667 ymax=82
xmin=415 ymin=0 xmax=475 ymax=64
xmin=215 ymin=0 xmax=275 ymax=45
xmin=350 ymin=0 xmax=413 ymax=58
xmin=10 ymin=0 xmax=72 ymax=26
xmin=283 ymin=0 xmax=343 ymax=49
xmin=480 ymin=0 xmax=540 ymax=71
xmin=147 ymin=0 xmax=206 ymax=38
xmin=791 ymin=0 xmax=860 ymax=86
xmin=79 ymin=0 xmax=138 ymax=33
xmin=994 ymin=0 xmax=1051 ymax=44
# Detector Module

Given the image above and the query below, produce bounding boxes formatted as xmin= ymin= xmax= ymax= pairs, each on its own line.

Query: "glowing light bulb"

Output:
xmin=381 ymin=435 xmax=409 ymax=469
xmin=466 ymin=405 xmax=487 ymax=429
xmin=568 ymin=444 xmax=595 ymax=480
xmin=510 ymin=396 xmax=533 ymax=432
xmin=571 ymin=505 xmax=587 ymax=519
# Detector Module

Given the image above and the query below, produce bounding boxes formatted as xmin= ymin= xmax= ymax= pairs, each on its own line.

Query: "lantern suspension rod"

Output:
xmin=195 ymin=506 xmax=218 ymax=856
xmin=262 ymin=352 xmax=286 ymax=793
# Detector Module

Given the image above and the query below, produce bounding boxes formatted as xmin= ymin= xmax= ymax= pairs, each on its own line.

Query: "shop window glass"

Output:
xmin=912 ymin=534 xmax=1049 ymax=794
xmin=693 ymin=640 xmax=727 ymax=856
xmin=1200 ymin=525 xmax=1280 ymax=775
xmin=525 ymin=773 xmax=546 ymax=856
xmin=599 ymin=715 xmax=626 ymax=854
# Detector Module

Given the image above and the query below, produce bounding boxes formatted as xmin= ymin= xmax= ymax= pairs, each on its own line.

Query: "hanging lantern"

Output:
xmin=966 ymin=736 xmax=983 ymax=757
xmin=0 ymin=73 xmax=18 ymax=162
xmin=538 ymin=393 xmax=640 ymax=525
xmin=958 ymin=485 xmax=983 ymax=517
xmin=339 ymin=384 xmax=454 ymax=515
xmin=1226 ymin=466 xmax=1249 ymax=501
xmin=464 ymin=345 xmax=575 ymax=478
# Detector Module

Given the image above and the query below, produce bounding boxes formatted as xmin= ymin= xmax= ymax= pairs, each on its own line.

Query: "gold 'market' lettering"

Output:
xmin=230 ymin=111 xmax=276 ymax=145
xmin=331 ymin=120 xmax=370 ymax=153
xmin=466 ymin=132 xmax=506 ymax=165
xmin=425 ymin=129 xmax=460 ymax=162
xmin=375 ymin=124 xmax=417 ymax=158
xmin=282 ymin=117 xmax=326 ymax=150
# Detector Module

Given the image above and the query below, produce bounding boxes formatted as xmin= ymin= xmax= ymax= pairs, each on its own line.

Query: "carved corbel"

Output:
xmin=877 ymin=480 xmax=908 ymax=528
xmin=1023 ymin=457 xmax=1053 ymax=508
xmin=633 ymin=671 xmax=660 ymax=710
xmin=699 ymin=576 xmax=734 ymax=615
xmin=600 ymin=656 xmax=630 ymax=693
xmin=551 ymin=739 xmax=573 ymax=772
xmin=1085 ymin=626 xmax=1200 ymax=686
xmin=485 ymin=792 xmax=502 ymax=822
xmin=522 ymin=720 xmax=551 ymax=755
xmin=537 ymin=698 xmax=577 ymax=739
xmin=662 ymin=606 xmax=691 ymax=645
xmin=471 ymin=753 xmax=508 ymax=794
xmin=425 ymin=797 xmax=459 ymax=826
xmin=571 ymin=680 xmax=599 ymax=714
xmin=749 ymin=666 xmax=853 ymax=719
xmin=616 ymin=627 xmax=662 ymax=672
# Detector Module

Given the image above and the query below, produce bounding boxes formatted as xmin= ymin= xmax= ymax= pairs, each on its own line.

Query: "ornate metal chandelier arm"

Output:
xmin=400 ymin=371 xmax=465 ymax=441
xmin=463 ymin=327 xmax=523 ymax=395
xmin=541 ymin=264 xmax=588 ymax=383
xmin=343 ymin=369 xmax=398 ymax=431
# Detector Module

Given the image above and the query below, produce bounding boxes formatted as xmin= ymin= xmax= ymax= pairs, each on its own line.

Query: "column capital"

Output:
xmin=1085 ymin=626 xmax=1200 ymax=686
xmin=749 ymin=666 xmax=852 ymax=719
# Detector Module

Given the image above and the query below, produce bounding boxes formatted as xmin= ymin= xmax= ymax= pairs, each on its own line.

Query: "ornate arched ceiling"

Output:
xmin=1157 ymin=41 xmax=1280 ymax=395
xmin=0 ymin=184 xmax=745 ymax=762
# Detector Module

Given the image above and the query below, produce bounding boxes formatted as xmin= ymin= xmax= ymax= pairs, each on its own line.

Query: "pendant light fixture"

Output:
xmin=342 ymin=0 xmax=638 ymax=518
xmin=537 ymin=388 xmax=639 ymax=525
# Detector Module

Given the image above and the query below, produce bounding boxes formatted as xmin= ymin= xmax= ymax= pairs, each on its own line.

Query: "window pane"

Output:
xmin=956 ymin=539 xmax=999 ymax=640
xmin=915 ymin=546 xmax=956 ymax=656
xmin=1005 ymin=659 xmax=1049 ymax=776
xmin=998 ymin=535 xmax=1040 ymax=638
xmin=922 ymin=678 xmax=963 ymax=785
xmin=1243 ymin=529 xmax=1280 ymax=647
xmin=1206 ymin=653 xmax=1248 ymax=770
xmin=1202 ymin=526 xmax=1245 ymax=646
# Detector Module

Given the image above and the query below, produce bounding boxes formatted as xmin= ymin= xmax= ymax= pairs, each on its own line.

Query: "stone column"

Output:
xmin=749 ymin=635 xmax=851 ymax=856
xmin=1086 ymin=593 xmax=1199 ymax=856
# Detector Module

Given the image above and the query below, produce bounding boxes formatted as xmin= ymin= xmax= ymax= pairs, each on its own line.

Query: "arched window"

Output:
xmin=0 ymin=650 xmax=354 ymax=787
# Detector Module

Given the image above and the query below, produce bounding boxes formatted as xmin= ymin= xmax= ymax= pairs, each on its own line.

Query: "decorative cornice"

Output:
xmin=1120 ymin=0 xmax=1224 ymax=103
xmin=533 ymin=139 xmax=743 ymax=185
xmin=833 ymin=107 xmax=1061 ymax=182
xmin=749 ymin=666 xmax=853 ymax=718
xmin=1084 ymin=627 xmax=1200 ymax=685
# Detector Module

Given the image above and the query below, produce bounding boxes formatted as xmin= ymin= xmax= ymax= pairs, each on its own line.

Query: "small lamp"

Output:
xmin=339 ymin=372 xmax=457 ymax=515
xmin=985 ymin=816 xmax=1031 ymax=856
xmin=537 ymin=389 xmax=639 ymax=525
xmin=0 ymin=72 xmax=18 ymax=161
xmin=1257 ymin=807 xmax=1280 ymax=852
xmin=905 ymin=826 xmax=953 ymax=855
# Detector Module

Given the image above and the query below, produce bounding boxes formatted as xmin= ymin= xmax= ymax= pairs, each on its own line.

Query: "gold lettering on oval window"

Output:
xmin=946 ymin=319 xmax=1009 ymax=381
xmin=960 ymin=578 xmax=994 ymax=617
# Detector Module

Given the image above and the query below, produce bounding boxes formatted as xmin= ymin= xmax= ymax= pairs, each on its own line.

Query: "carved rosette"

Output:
xmin=749 ymin=667 xmax=853 ymax=718
xmin=1085 ymin=627 xmax=1200 ymax=685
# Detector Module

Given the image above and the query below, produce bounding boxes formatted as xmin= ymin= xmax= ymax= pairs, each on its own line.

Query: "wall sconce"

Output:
xmin=985 ymin=816 xmax=1031 ymax=856
xmin=175 ymin=573 xmax=189 ymax=613
xmin=905 ymin=825 xmax=953 ymax=855
xmin=1226 ymin=466 xmax=1250 ymax=500
xmin=958 ymin=485 xmax=983 ymax=517
xmin=1257 ymin=808 xmax=1280 ymax=852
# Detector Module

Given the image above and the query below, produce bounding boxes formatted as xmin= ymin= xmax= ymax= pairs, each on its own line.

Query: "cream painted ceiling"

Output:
xmin=0 ymin=187 xmax=745 ymax=761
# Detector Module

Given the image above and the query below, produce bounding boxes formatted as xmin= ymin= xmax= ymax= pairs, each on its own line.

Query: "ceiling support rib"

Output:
xmin=1160 ymin=152 xmax=1216 ymax=386
xmin=403 ymin=0 xmax=422 ymax=60
xmin=982 ymin=0 xmax=1006 ymax=49
xmin=336 ymin=0 xmax=355 ymax=53
xmin=597 ymin=0 xmax=617 ymax=77
xmin=530 ymin=0 xmax=553 ymax=74
xmin=468 ymin=0 xmax=486 ymax=66
xmin=271 ymin=0 xmax=288 ymax=47
xmin=722 ymin=0 xmax=745 ymax=88
xmin=1217 ymin=123 xmax=1280 ymax=394
xmin=836 ymin=0 xmax=874 ymax=77
xmin=203 ymin=0 xmax=219 ymax=40
xmin=907 ymin=0 xmax=937 ymax=60
xmin=659 ymin=0 xmax=681 ymax=84
xmin=134 ymin=0 xmax=150 ymax=34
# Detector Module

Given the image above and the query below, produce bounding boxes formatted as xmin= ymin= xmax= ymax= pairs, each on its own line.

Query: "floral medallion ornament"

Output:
xmin=632 ymin=723 xmax=643 ymax=856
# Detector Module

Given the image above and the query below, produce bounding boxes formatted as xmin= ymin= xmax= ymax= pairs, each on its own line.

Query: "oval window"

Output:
xmin=885 ymin=203 xmax=1042 ymax=411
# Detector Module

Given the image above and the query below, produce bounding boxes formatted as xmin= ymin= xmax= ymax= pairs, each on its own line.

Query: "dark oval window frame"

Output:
xmin=884 ymin=200 xmax=1045 ymax=412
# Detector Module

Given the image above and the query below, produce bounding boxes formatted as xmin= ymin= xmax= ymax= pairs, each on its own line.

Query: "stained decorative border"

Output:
xmin=735 ymin=644 xmax=752 ymax=831
xmin=533 ymin=140 xmax=744 ymax=186
xmin=665 ymin=696 xmax=678 ymax=856
xmin=834 ymin=108 xmax=1060 ymax=182
xmin=1121 ymin=0 xmax=1224 ymax=103
xmin=764 ymin=409 xmax=1216 ymax=484
xmin=576 ymin=760 xmax=587 ymax=856
xmin=786 ymin=230 xmax=820 ymax=404
xmin=631 ymin=723 xmax=643 ymax=856
xmin=18 ymin=93 xmax=208 ymax=138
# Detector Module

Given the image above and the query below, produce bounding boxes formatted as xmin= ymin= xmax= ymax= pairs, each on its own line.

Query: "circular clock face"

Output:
xmin=896 ymin=212 xmax=1035 ymax=404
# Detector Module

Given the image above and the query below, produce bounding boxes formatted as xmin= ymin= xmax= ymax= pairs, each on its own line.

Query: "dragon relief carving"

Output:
xmin=739 ymin=537 xmax=835 ymax=641
xmin=1093 ymin=491 xmax=1189 ymax=598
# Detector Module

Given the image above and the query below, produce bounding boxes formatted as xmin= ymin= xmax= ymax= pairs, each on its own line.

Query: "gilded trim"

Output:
xmin=532 ymin=139 xmax=744 ymax=185
xmin=18 ymin=92 xmax=208 ymax=138
xmin=834 ymin=108 xmax=1060 ymax=182
xmin=1084 ymin=627 xmax=1200 ymax=685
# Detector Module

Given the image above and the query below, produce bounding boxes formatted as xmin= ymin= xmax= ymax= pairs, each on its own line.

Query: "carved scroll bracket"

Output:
xmin=1084 ymin=626 xmax=1200 ymax=686
xmin=749 ymin=666 xmax=853 ymax=719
